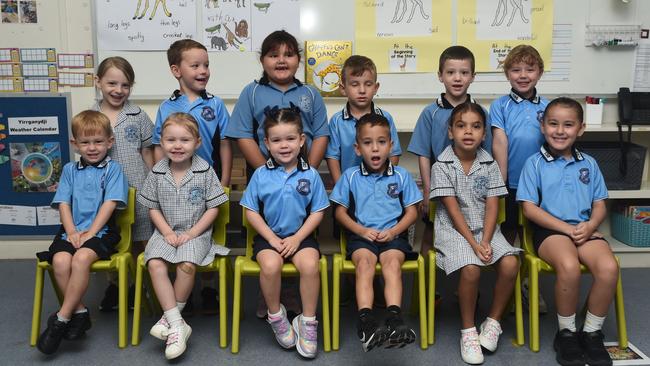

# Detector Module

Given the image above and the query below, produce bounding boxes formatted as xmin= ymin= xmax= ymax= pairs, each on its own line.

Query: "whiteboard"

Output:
xmin=92 ymin=0 xmax=650 ymax=100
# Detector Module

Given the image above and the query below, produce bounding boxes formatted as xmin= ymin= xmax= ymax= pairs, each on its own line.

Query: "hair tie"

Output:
xmin=263 ymin=105 xmax=280 ymax=120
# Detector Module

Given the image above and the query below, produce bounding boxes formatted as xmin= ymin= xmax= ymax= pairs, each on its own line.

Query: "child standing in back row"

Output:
xmin=93 ymin=56 xmax=156 ymax=312
xmin=430 ymin=102 xmax=520 ymax=364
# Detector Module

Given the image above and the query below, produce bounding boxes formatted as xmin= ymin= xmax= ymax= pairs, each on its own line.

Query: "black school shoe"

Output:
xmin=580 ymin=330 xmax=613 ymax=366
xmin=357 ymin=310 xmax=387 ymax=352
xmin=553 ymin=329 xmax=585 ymax=366
xmin=64 ymin=310 xmax=92 ymax=340
xmin=384 ymin=306 xmax=416 ymax=348
xmin=37 ymin=313 xmax=69 ymax=355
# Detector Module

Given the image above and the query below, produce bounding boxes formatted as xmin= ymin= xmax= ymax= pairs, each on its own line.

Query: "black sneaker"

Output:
xmin=384 ymin=308 xmax=416 ymax=348
xmin=580 ymin=330 xmax=612 ymax=366
xmin=99 ymin=283 xmax=118 ymax=312
xmin=553 ymin=329 xmax=585 ymax=366
xmin=201 ymin=287 xmax=219 ymax=315
xmin=64 ymin=310 xmax=91 ymax=340
xmin=37 ymin=313 xmax=69 ymax=355
xmin=357 ymin=311 xmax=387 ymax=352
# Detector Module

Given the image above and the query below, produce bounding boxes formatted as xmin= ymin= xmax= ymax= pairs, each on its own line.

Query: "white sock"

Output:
xmin=302 ymin=315 xmax=316 ymax=322
xmin=461 ymin=326 xmax=477 ymax=334
xmin=557 ymin=313 xmax=577 ymax=332
xmin=74 ymin=307 xmax=88 ymax=314
xmin=56 ymin=312 xmax=70 ymax=323
xmin=176 ymin=302 xmax=186 ymax=313
xmin=164 ymin=307 xmax=183 ymax=328
xmin=268 ymin=306 xmax=283 ymax=319
xmin=583 ymin=311 xmax=606 ymax=333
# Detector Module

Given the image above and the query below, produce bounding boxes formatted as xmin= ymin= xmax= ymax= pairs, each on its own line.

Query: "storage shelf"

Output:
xmin=608 ymin=181 xmax=650 ymax=199
xmin=585 ymin=124 xmax=650 ymax=132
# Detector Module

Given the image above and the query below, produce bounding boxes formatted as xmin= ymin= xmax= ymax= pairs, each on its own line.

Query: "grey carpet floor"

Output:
xmin=2 ymin=259 xmax=648 ymax=366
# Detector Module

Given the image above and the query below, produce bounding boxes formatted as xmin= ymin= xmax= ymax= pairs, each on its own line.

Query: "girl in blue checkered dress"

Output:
xmin=137 ymin=113 xmax=228 ymax=360
xmin=430 ymin=102 xmax=521 ymax=364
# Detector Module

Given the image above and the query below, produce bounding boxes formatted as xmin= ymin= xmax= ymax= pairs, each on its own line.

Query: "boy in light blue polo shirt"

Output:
xmin=326 ymin=55 xmax=401 ymax=183
xmin=517 ymin=98 xmax=616 ymax=366
xmin=37 ymin=111 xmax=128 ymax=355
xmin=331 ymin=113 xmax=422 ymax=352
xmin=152 ymin=39 xmax=232 ymax=187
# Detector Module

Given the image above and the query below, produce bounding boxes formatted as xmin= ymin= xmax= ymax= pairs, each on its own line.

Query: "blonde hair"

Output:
xmin=71 ymin=110 xmax=112 ymax=138
xmin=161 ymin=112 xmax=200 ymax=140
xmin=97 ymin=56 xmax=135 ymax=85
xmin=503 ymin=45 xmax=544 ymax=74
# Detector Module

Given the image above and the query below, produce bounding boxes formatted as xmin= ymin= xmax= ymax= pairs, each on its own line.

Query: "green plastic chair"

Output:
xmin=30 ymin=187 xmax=136 ymax=348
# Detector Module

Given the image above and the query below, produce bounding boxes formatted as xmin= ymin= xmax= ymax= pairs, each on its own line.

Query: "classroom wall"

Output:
xmin=1 ymin=1 xmax=649 ymax=260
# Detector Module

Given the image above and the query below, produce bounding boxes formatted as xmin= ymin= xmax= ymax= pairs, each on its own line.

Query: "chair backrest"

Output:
xmin=517 ymin=206 xmax=536 ymax=255
xmin=242 ymin=210 xmax=257 ymax=259
xmin=211 ymin=187 xmax=231 ymax=246
xmin=114 ymin=187 xmax=136 ymax=254
xmin=428 ymin=197 xmax=507 ymax=245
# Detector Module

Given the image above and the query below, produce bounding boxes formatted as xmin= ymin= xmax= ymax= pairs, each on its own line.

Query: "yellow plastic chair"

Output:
xmin=231 ymin=212 xmax=331 ymax=354
xmin=427 ymin=199 xmax=524 ymax=347
xmin=519 ymin=208 xmax=628 ymax=352
xmin=131 ymin=187 xmax=231 ymax=348
xmin=31 ymin=187 xmax=136 ymax=349
xmin=332 ymin=230 xmax=428 ymax=350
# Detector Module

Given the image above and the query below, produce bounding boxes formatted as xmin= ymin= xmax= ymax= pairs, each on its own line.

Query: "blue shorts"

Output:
xmin=252 ymin=234 xmax=320 ymax=262
xmin=346 ymin=233 xmax=418 ymax=261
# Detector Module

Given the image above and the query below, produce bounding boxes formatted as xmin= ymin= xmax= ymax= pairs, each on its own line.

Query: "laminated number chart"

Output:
xmin=0 ymin=78 xmax=24 ymax=92
xmin=21 ymin=63 xmax=57 ymax=77
xmin=57 ymin=53 xmax=94 ymax=69
xmin=0 ymin=48 xmax=20 ymax=63
xmin=58 ymin=72 xmax=94 ymax=87
xmin=20 ymin=48 xmax=56 ymax=63
xmin=23 ymin=78 xmax=57 ymax=92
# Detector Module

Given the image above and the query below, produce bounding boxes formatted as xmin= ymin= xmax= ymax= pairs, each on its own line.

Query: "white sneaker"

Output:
xmin=460 ymin=329 xmax=484 ymax=364
xmin=149 ymin=316 xmax=170 ymax=340
xmin=164 ymin=322 xmax=192 ymax=360
xmin=479 ymin=318 xmax=502 ymax=352
xmin=267 ymin=304 xmax=296 ymax=349
xmin=292 ymin=314 xmax=318 ymax=358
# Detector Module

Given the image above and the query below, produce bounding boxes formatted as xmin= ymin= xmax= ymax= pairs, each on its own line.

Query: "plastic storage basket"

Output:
xmin=577 ymin=141 xmax=647 ymax=190
xmin=610 ymin=212 xmax=650 ymax=247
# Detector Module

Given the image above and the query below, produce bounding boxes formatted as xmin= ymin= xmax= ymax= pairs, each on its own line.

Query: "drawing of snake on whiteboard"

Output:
xmin=491 ymin=0 xmax=529 ymax=27
xmin=133 ymin=0 xmax=172 ymax=20
xmin=391 ymin=0 xmax=429 ymax=24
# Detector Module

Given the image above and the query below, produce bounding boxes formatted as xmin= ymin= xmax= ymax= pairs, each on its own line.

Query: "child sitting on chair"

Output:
xmin=517 ymin=97 xmax=617 ymax=366
xmin=37 ymin=111 xmax=128 ymax=355
xmin=330 ymin=113 xmax=422 ymax=352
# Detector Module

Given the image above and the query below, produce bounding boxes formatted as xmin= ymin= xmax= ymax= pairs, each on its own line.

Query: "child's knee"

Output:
xmin=258 ymin=256 xmax=282 ymax=275
xmin=354 ymin=255 xmax=377 ymax=274
xmin=595 ymin=258 xmax=619 ymax=283
xmin=177 ymin=262 xmax=196 ymax=275
xmin=147 ymin=259 xmax=167 ymax=274
xmin=500 ymin=255 xmax=520 ymax=276
xmin=555 ymin=259 xmax=581 ymax=280
xmin=460 ymin=265 xmax=481 ymax=282
xmin=52 ymin=252 xmax=72 ymax=270
xmin=71 ymin=249 xmax=98 ymax=268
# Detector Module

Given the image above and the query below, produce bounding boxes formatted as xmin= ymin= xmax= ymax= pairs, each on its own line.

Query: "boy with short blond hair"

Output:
xmin=37 ymin=110 xmax=128 ymax=354
xmin=330 ymin=113 xmax=421 ymax=352
xmin=326 ymin=55 xmax=401 ymax=183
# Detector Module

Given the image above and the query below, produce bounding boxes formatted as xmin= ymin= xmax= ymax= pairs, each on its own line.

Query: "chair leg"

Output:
xmin=528 ymin=259 xmax=540 ymax=352
xmin=427 ymin=252 xmax=436 ymax=345
xmin=118 ymin=256 xmax=128 ymax=348
xmin=514 ymin=268 xmax=525 ymax=346
xmin=614 ymin=260 xmax=628 ymax=349
xmin=131 ymin=255 xmax=145 ymax=346
xmin=320 ymin=257 xmax=331 ymax=352
xmin=219 ymin=257 xmax=228 ymax=348
xmin=331 ymin=256 xmax=341 ymax=351
xmin=231 ymin=260 xmax=243 ymax=354
xmin=417 ymin=255 xmax=428 ymax=350
xmin=30 ymin=264 xmax=46 ymax=346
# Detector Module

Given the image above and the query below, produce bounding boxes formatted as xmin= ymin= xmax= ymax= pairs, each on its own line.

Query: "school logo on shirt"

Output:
xmin=188 ymin=187 xmax=205 ymax=204
xmin=296 ymin=179 xmax=311 ymax=195
xmin=579 ymin=168 xmax=590 ymax=184
xmin=298 ymin=94 xmax=312 ymax=113
xmin=387 ymin=183 xmax=399 ymax=198
xmin=473 ymin=176 xmax=489 ymax=197
xmin=124 ymin=124 xmax=139 ymax=143
xmin=201 ymin=106 xmax=216 ymax=121
xmin=536 ymin=110 xmax=545 ymax=123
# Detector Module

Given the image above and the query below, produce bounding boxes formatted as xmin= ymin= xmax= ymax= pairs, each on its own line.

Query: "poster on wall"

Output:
xmin=10 ymin=142 xmax=61 ymax=193
xmin=95 ymin=0 xmax=198 ymax=51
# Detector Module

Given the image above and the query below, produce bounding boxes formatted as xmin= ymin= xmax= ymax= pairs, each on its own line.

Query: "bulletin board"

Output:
xmin=0 ymin=93 xmax=72 ymax=237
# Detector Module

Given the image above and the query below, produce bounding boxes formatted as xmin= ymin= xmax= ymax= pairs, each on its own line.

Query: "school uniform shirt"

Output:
xmin=407 ymin=94 xmax=492 ymax=161
xmin=326 ymin=103 xmax=402 ymax=173
xmin=138 ymin=155 xmax=229 ymax=265
xmin=489 ymin=89 xmax=549 ymax=189
xmin=430 ymin=146 xmax=520 ymax=274
xmin=225 ymin=78 xmax=329 ymax=157
xmin=330 ymin=161 xmax=422 ymax=231
xmin=93 ymin=101 xmax=154 ymax=242
xmin=152 ymin=90 xmax=229 ymax=173
xmin=52 ymin=156 xmax=128 ymax=240
xmin=240 ymin=156 xmax=329 ymax=238
xmin=516 ymin=144 xmax=608 ymax=224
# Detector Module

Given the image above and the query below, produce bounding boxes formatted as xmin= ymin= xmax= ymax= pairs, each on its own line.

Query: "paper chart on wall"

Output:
xmin=202 ymin=0 xmax=300 ymax=53
xmin=457 ymin=0 xmax=553 ymax=72
xmin=95 ymin=0 xmax=198 ymax=51
xmin=355 ymin=0 xmax=452 ymax=73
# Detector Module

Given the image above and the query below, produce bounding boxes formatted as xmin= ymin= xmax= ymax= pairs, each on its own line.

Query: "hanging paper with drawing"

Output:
xmin=202 ymin=0 xmax=251 ymax=52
